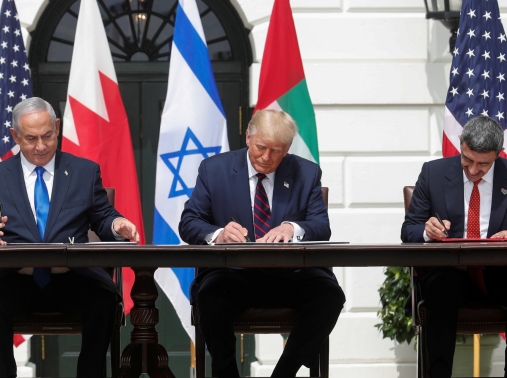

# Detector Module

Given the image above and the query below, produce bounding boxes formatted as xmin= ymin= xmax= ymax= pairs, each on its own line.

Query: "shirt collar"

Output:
xmin=20 ymin=152 xmax=56 ymax=179
xmin=462 ymin=161 xmax=495 ymax=185
xmin=246 ymin=150 xmax=275 ymax=182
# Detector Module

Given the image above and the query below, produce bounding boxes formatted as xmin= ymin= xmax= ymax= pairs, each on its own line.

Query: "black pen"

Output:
xmin=435 ymin=213 xmax=449 ymax=237
xmin=230 ymin=217 xmax=251 ymax=242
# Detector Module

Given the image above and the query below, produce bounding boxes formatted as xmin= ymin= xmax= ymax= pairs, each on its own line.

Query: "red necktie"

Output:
xmin=254 ymin=173 xmax=271 ymax=239
xmin=466 ymin=179 xmax=488 ymax=295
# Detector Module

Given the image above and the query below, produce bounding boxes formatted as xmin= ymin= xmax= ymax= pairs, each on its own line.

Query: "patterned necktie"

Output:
xmin=253 ymin=173 xmax=271 ymax=240
xmin=33 ymin=166 xmax=51 ymax=288
xmin=466 ymin=178 xmax=488 ymax=295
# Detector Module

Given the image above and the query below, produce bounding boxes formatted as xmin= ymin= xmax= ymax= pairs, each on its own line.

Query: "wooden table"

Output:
xmin=2 ymin=242 xmax=507 ymax=377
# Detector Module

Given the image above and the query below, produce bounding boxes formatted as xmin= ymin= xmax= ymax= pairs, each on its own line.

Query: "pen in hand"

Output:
xmin=230 ymin=217 xmax=251 ymax=242
xmin=435 ymin=213 xmax=449 ymax=237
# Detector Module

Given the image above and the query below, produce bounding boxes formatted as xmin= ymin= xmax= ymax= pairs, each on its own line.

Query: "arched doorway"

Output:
xmin=28 ymin=0 xmax=254 ymax=376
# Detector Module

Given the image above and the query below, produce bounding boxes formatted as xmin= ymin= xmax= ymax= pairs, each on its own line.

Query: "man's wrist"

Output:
xmin=282 ymin=221 xmax=304 ymax=242
xmin=112 ymin=217 xmax=126 ymax=240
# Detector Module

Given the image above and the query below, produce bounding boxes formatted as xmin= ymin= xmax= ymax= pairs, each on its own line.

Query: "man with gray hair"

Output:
xmin=0 ymin=97 xmax=140 ymax=377
xmin=402 ymin=115 xmax=507 ymax=377
xmin=179 ymin=109 xmax=345 ymax=377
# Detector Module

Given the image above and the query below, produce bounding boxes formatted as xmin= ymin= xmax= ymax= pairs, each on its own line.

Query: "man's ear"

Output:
xmin=55 ymin=118 xmax=61 ymax=137
xmin=245 ymin=130 xmax=250 ymax=147
xmin=9 ymin=128 xmax=20 ymax=145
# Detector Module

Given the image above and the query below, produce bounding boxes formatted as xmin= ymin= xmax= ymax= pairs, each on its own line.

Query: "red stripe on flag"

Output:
xmin=254 ymin=0 xmax=305 ymax=111
xmin=0 ymin=149 xmax=14 ymax=161
xmin=442 ymin=132 xmax=460 ymax=158
xmin=13 ymin=334 xmax=25 ymax=347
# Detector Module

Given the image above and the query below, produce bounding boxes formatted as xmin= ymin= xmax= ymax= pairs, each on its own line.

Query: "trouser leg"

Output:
xmin=272 ymin=275 xmax=344 ymax=377
xmin=195 ymin=269 xmax=343 ymax=378
xmin=46 ymin=272 xmax=118 ymax=378
xmin=196 ymin=271 xmax=246 ymax=377
xmin=0 ymin=273 xmax=41 ymax=378
xmin=421 ymin=268 xmax=469 ymax=378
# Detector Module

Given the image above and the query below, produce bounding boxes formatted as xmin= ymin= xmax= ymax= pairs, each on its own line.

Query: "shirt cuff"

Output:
xmin=205 ymin=228 xmax=224 ymax=244
xmin=423 ymin=230 xmax=432 ymax=242
xmin=282 ymin=221 xmax=305 ymax=242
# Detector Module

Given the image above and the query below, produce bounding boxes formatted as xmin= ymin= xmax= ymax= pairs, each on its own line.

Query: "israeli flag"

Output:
xmin=153 ymin=0 xmax=229 ymax=342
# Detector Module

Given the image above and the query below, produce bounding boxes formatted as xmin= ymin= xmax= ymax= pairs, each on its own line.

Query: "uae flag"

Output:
xmin=62 ymin=0 xmax=145 ymax=312
xmin=254 ymin=0 xmax=319 ymax=164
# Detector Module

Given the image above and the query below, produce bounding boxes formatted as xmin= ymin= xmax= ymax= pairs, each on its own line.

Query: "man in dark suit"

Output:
xmin=179 ymin=109 xmax=345 ymax=378
xmin=401 ymin=116 xmax=507 ymax=377
xmin=0 ymin=97 xmax=140 ymax=378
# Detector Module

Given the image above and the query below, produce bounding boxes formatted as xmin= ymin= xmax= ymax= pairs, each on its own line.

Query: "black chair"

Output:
xmin=404 ymin=185 xmax=507 ymax=378
xmin=192 ymin=187 xmax=330 ymax=378
xmin=13 ymin=188 xmax=124 ymax=378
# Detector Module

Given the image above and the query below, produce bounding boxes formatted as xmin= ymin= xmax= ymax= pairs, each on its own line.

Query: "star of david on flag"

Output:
xmin=153 ymin=0 xmax=229 ymax=343
xmin=0 ymin=0 xmax=32 ymax=161
xmin=161 ymin=127 xmax=222 ymax=199
xmin=443 ymin=0 xmax=507 ymax=157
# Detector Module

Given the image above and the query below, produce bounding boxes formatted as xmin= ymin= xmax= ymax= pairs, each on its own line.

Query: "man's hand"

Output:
xmin=216 ymin=221 xmax=249 ymax=243
xmin=257 ymin=223 xmax=294 ymax=243
xmin=113 ymin=218 xmax=140 ymax=242
xmin=0 ymin=216 xmax=7 ymax=246
xmin=425 ymin=217 xmax=450 ymax=240
xmin=490 ymin=230 xmax=507 ymax=238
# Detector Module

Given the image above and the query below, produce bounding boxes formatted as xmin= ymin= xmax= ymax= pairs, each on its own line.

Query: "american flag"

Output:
xmin=0 ymin=0 xmax=32 ymax=161
xmin=443 ymin=0 xmax=507 ymax=157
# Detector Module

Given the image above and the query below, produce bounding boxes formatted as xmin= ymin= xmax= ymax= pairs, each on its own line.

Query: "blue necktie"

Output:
xmin=33 ymin=166 xmax=51 ymax=288
xmin=253 ymin=173 xmax=271 ymax=240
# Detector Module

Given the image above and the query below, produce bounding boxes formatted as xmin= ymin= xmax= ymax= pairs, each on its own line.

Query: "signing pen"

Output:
xmin=435 ymin=213 xmax=449 ymax=238
xmin=230 ymin=217 xmax=251 ymax=242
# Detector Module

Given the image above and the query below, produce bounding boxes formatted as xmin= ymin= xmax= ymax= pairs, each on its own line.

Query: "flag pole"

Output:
xmin=190 ymin=340 xmax=196 ymax=378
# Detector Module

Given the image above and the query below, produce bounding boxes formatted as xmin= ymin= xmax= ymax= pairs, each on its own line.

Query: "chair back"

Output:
xmin=321 ymin=186 xmax=329 ymax=207
xmin=403 ymin=186 xmax=415 ymax=211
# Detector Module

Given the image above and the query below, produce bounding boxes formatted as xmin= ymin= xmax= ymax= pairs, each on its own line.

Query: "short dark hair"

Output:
xmin=460 ymin=116 xmax=504 ymax=154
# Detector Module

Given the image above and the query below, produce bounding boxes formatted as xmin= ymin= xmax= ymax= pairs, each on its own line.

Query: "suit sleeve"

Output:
xmin=88 ymin=165 xmax=123 ymax=241
xmin=179 ymin=160 xmax=221 ymax=245
xmin=401 ymin=162 xmax=431 ymax=243
xmin=292 ymin=165 xmax=331 ymax=241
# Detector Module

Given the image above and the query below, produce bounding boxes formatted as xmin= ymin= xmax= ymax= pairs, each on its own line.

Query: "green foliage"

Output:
xmin=375 ymin=266 xmax=415 ymax=344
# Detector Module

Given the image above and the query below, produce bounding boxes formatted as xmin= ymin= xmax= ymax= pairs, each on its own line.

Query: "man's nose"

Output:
xmin=469 ymin=164 xmax=480 ymax=175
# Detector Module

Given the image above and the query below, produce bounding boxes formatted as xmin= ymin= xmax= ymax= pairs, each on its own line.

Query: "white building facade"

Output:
xmin=8 ymin=0 xmax=507 ymax=376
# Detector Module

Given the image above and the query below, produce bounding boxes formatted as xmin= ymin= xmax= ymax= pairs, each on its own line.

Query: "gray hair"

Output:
xmin=460 ymin=116 xmax=504 ymax=154
xmin=247 ymin=109 xmax=298 ymax=146
xmin=12 ymin=97 xmax=57 ymax=133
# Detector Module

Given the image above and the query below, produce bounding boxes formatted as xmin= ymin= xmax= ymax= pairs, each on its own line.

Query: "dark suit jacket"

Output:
xmin=178 ymin=148 xmax=333 ymax=303
xmin=401 ymin=155 xmax=507 ymax=242
xmin=0 ymin=150 xmax=123 ymax=294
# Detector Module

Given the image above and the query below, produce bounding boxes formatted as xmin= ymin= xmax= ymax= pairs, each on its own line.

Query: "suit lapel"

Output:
xmin=488 ymin=158 xmax=507 ymax=236
xmin=443 ymin=156 xmax=465 ymax=238
xmin=271 ymin=157 xmax=293 ymax=227
xmin=5 ymin=154 xmax=41 ymax=241
xmin=44 ymin=151 xmax=72 ymax=242
xmin=230 ymin=149 xmax=254 ymax=236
